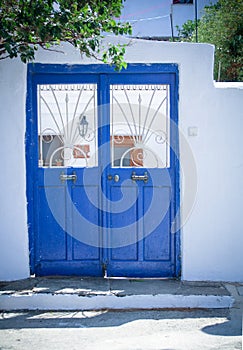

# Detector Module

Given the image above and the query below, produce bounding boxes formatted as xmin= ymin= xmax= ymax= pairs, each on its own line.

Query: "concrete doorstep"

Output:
xmin=0 ymin=277 xmax=239 ymax=311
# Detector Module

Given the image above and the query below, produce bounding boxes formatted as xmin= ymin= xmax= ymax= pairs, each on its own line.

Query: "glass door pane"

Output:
xmin=38 ymin=84 xmax=98 ymax=168
xmin=110 ymin=84 xmax=170 ymax=168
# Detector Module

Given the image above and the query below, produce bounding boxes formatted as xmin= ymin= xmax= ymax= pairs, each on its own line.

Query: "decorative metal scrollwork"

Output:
xmin=38 ymin=84 xmax=97 ymax=168
xmin=111 ymin=84 xmax=170 ymax=168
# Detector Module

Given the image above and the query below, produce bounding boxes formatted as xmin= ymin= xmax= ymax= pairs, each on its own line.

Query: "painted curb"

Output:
xmin=0 ymin=293 xmax=234 ymax=311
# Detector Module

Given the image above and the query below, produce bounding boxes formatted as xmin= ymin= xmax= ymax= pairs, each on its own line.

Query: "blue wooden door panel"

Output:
xmin=35 ymin=168 xmax=103 ymax=276
xmin=106 ymin=261 xmax=174 ymax=278
xmin=106 ymin=183 xmax=174 ymax=277
xmin=36 ymin=261 xmax=103 ymax=276
xmin=27 ymin=64 xmax=180 ymax=278
xmin=105 ymin=71 xmax=178 ymax=277
xmin=109 ymin=185 xmax=139 ymax=261
xmin=37 ymin=186 xmax=66 ymax=261
xmin=72 ymin=184 xmax=101 ymax=261
xmin=143 ymin=186 xmax=171 ymax=261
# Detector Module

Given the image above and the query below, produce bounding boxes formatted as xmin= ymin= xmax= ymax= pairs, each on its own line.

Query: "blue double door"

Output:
xmin=28 ymin=64 xmax=180 ymax=277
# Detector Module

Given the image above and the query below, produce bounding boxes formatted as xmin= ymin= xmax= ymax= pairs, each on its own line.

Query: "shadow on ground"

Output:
xmin=0 ymin=309 xmax=237 ymax=332
xmin=202 ymin=310 xmax=242 ymax=337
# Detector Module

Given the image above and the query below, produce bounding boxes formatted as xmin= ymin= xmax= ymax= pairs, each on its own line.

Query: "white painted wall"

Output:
xmin=0 ymin=59 xmax=29 ymax=280
xmin=0 ymin=38 xmax=242 ymax=281
xmin=181 ymin=82 xmax=243 ymax=281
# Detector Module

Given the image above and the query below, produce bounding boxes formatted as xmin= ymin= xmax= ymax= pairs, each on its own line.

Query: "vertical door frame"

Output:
xmin=26 ymin=63 xmax=180 ymax=277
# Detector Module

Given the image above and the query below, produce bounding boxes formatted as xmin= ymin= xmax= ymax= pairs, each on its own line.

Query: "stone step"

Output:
xmin=0 ymin=277 xmax=235 ymax=311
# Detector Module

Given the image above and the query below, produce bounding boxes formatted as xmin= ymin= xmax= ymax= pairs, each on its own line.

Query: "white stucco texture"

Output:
xmin=0 ymin=59 xmax=29 ymax=280
xmin=0 ymin=38 xmax=242 ymax=281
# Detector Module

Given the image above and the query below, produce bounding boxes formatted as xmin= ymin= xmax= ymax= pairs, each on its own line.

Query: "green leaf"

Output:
xmin=0 ymin=0 xmax=131 ymax=71
xmin=177 ymin=0 xmax=243 ymax=81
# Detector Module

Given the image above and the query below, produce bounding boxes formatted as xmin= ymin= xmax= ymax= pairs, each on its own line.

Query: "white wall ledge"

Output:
xmin=214 ymin=82 xmax=243 ymax=89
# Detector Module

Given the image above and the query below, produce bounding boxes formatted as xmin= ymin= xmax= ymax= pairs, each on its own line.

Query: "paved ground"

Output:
xmin=0 ymin=277 xmax=234 ymax=296
xmin=0 ymin=308 xmax=242 ymax=350
xmin=0 ymin=278 xmax=242 ymax=349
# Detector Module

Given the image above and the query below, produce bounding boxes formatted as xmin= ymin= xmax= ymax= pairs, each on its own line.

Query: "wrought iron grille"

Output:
xmin=38 ymin=84 xmax=98 ymax=168
xmin=110 ymin=84 xmax=170 ymax=168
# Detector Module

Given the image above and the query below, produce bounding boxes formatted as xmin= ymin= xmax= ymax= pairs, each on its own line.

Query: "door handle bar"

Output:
xmin=131 ymin=171 xmax=148 ymax=183
xmin=60 ymin=172 xmax=77 ymax=183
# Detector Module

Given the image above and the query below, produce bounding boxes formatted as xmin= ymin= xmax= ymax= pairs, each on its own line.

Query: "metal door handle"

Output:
xmin=131 ymin=172 xmax=148 ymax=183
xmin=60 ymin=172 xmax=77 ymax=183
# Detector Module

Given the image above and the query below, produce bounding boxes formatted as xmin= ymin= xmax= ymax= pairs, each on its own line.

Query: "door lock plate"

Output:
xmin=131 ymin=171 xmax=148 ymax=183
